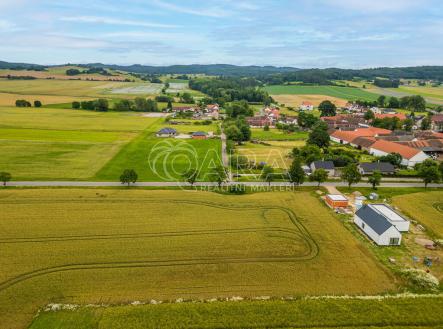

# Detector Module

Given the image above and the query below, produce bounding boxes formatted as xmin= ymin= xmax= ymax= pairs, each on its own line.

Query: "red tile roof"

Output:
xmin=375 ymin=113 xmax=407 ymax=120
xmin=370 ymin=140 xmax=421 ymax=159
xmin=432 ymin=114 xmax=443 ymax=123
xmin=301 ymin=101 xmax=313 ymax=106
xmin=330 ymin=127 xmax=391 ymax=144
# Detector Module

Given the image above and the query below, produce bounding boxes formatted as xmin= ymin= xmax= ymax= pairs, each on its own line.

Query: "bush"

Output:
xmin=401 ymin=269 xmax=439 ymax=291
xmin=34 ymin=100 xmax=42 ymax=108
xmin=15 ymin=99 xmax=31 ymax=107
xmin=155 ymin=95 xmax=173 ymax=102
xmin=228 ymin=184 xmax=247 ymax=194
xmin=72 ymin=101 xmax=81 ymax=109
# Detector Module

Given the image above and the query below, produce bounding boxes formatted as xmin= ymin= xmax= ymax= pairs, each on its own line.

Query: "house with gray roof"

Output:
xmin=354 ymin=204 xmax=409 ymax=246
xmin=310 ymin=161 xmax=335 ymax=177
xmin=358 ymin=162 xmax=395 ymax=175
xmin=156 ymin=127 xmax=177 ymax=137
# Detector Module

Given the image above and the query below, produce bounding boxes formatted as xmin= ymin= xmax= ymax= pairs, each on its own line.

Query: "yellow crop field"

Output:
xmin=0 ymin=189 xmax=396 ymax=329
xmin=237 ymin=141 xmax=305 ymax=169
xmin=0 ymin=92 xmax=91 ymax=106
xmin=392 ymin=191 xmax=443 ymax=237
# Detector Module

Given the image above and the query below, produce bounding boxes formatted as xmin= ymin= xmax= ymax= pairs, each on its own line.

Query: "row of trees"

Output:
xmin=16 ymin=100 xmax=42 ymax=107
xmin=189 ymin=77 xmax=273 ymax=105
xmin=72 ymin=98 xmax=160 ymax=112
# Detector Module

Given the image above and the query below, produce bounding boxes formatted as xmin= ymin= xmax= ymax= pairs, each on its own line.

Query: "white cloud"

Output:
xmin=60 ymin=16 xmax=179 ymax=28
xmin=323 ymin=0 xmax=425 ymax=12
xmin=150 ymin=0 xmax=231 ymax=17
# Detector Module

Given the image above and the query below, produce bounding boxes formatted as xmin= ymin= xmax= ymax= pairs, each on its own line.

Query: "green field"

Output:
xmin=0 ymin=107 xmax=221 ymax=181
xmin=263 ymin=85 xmax=380 ymax=101
xmin=0 ymin=108 xmax=163 ymax=180
xmin=95 ymin=135 xmax=222 ymax=181
xmin=29 ymin=296 xmax=443 ymax=329
xmin=251 ymin=128 xmax=309 ymax=141
xmin=0 ymin=189 xmax=396 ymax=329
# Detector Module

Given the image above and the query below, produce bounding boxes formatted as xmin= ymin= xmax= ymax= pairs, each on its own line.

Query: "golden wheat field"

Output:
xmin=0 ymin=189 xmax=396 ymax=329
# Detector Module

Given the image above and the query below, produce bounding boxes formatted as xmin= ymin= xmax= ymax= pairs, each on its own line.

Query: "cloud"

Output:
xmin=149 ymin=0 xmax=232 ymax=17
xmin=0 ymin=19 xmax=21 ymax=32
xmin=60 ymin=16 xmax=179 ymax=28
xmin=323 ymin=0 xmax=425 ymax=12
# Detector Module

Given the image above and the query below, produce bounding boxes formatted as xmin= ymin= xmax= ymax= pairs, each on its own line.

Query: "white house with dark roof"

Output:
xmin=310 ymin=161 xmax=335 ymax=177
xmin=354 ymin=204 xmax=409 ymax=246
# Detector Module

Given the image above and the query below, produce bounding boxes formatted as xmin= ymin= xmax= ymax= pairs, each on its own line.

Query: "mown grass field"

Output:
xmin=0 ymin=107 xmax=160 ymax=180
xmin=398 ymin=85 xmax=443 ymax=100
xmin=263 ymin=85 xmax=379 ymax=101
xmin=251 ymin=128 xmax=309 ymax=141
xmin=392 ymin=191 xmax=443 ymax=238
xmin=0 ymin=189 xmax=396 ymax=329
xmin=95 ymin=133 xmax=222 ymax=181
xmin=29 ymin=296 xmax=443 ymax=329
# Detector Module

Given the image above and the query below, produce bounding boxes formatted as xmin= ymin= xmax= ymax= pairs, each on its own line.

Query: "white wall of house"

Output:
xmin=330 ymin=136 xmax=350 ymax=144
xmin=354 ymin=215 xmax=402 ymax=246
xmin=407 ymin=151 xmax=429 ymax=167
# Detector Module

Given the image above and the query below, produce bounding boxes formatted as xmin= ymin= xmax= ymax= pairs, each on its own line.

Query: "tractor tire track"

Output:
xmin=0 ymin=198 xmax=319 ymax=292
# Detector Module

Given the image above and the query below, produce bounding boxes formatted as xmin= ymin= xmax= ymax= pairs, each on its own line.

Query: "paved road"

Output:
xmin=6 ymin=181 xmax=443 ymax=188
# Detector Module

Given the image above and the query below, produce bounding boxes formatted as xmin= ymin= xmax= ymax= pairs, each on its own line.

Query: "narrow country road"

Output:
xmin=6 ymin=181 xmax=443 ymax=188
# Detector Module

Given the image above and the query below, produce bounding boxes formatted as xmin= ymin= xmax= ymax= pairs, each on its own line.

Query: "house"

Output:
xmin=321 ymin=115 xmax=366 ymax=130
xmin=300 ymin=101 xmax=314 ymax=111
xmin=172 ymin=106 xmax=196 ymax=113
xmin=352 ymin=136 xmax=376 ymax=151
xmin=369 ymin=140 xmax=429 ymax=167
xmin=370 ymin=107 xmax=382 ymax=114
xmin=431 ymin=114 xmax=443 ymax=132
xmin=279 ymin=116 xmax=298 ymax=125
xmin=330 ymin=127 xmax=391 ymax=145
xmin=310 ymin=161 xmax=335 ymax=176
xmin=375 ymin=113 xmax=407 ymax=121
xmin=156 ymin=127 xmax=177 ymax=137
xmin=263 ymin=107 xmax=280 ymax=120
xmin=325 ymin=194 xmax=349 ymax=208
xmin=358 ymin=162 xmax=395 ymax=175
xmin=191 ymin=131 xmax=207 ymax=140
xmin=246 ymin=116 xmax=272 ymax=127
xmin=205 ymin=104 xmax=220 ymax=119
xmin=354 ymin=204 xmax=409 ymax=246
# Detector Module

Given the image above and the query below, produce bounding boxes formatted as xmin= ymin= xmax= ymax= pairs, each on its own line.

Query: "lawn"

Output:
xmin=0 ymin=189 xmax=396 ymax=329
xmin=263 ymin=85 xmax=380 ymax=101
xmin=29 ymin=296 xmax=443 ymax=329
xmin=251 ymin=128 xmax=309 ymax=141
xmin=95 ymin=134 xmax=222 ymax=181
xmin=237 ymin=141 xmax=305 ymax=169
xmin=392 ymin=191 xmax=443 ymax=238
xmin=0 ymin=107 xmax=160 ymax=180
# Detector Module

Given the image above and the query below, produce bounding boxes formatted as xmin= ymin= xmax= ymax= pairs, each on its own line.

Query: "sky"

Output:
xmin=0 ymin=0 xmax=442 ymax=68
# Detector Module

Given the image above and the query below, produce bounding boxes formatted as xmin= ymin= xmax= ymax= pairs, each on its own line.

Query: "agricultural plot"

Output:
xmin=0 ymin=107 xmax=160 ymax=180
xmin=392 ymin=191 xmax=443 ymax=238
xmin=29 ymin=296 xmax=443 ymax=329
xmin=166 ymin=82 xmax=188 ymax=93
xmin=0 ymin=66 xmax=133 ymax=81
xmin=95 ymin=134 xmax=222 ymax=181
xmin=272 ymin=94 xmax=348 ymax=108
xmin=109 ymin=83 xmax=164 ymax=95
xmin=0 ymin=79 xmax=134 ymax=98
xmin=0 ymin=92 xmax=90 ymax=107
xmin=237 ymin=141 xmax=305 ymax=169
xmin=0 ymin=189 xmax=396 ymax=329
xmin=264 ymin=85 xmax=379 ymax=101
xmin=251 ymin=128 xmax=309 ymax=141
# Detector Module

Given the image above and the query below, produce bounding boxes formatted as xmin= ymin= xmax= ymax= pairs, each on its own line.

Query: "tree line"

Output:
xmin=189 ymin=77 xmax=273 ymax=105
xmin=72 ymin=98 xmax=160 ymax=112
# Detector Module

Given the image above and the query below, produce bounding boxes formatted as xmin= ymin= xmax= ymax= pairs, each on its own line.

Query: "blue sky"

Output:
xmin=0 ymin=0 xmax=442 ymax=68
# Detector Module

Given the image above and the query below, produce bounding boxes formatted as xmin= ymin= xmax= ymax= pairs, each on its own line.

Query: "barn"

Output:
xmin=354 ymin=204 xmax=410 ymax=246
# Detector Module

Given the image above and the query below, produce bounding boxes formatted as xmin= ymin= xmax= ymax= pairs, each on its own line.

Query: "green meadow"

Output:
xmin=0 ymin=107 xmax=221 ymax=181
xmin=263 ymin=85 xmax=380 ymax=101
